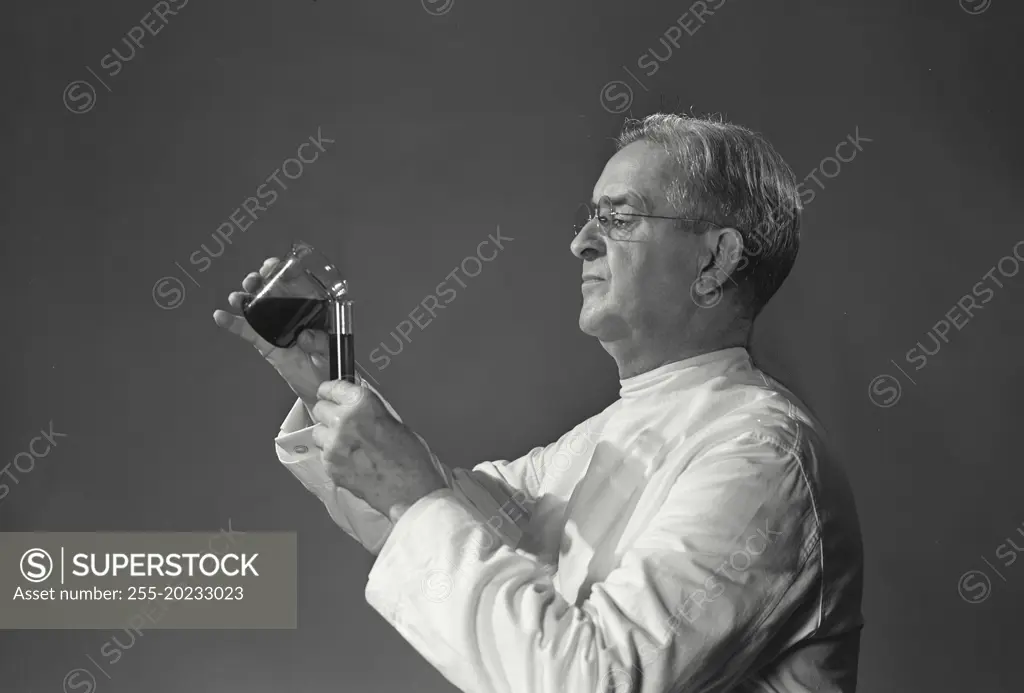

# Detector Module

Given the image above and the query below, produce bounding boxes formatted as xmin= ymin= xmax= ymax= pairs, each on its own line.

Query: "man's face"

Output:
xmin=572 ymin=141 xmax=707 ymax=343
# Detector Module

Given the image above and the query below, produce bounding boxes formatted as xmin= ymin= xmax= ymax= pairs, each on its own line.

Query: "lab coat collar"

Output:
xmin=618 ymin=347 xmax=751 ymax=399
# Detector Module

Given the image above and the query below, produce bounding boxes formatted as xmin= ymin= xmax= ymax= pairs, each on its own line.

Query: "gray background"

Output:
xmin=2 ymin=0 xmax=1022 ymax=691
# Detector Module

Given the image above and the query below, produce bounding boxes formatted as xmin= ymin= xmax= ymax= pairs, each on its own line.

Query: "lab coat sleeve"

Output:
xmin=275 ymin=382 xmax=544 ymax=554
xmin=363 ymin=431 xmax=822 ymax=693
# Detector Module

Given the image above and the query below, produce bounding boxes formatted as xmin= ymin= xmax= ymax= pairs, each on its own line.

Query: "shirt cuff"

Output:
xmin=279 ymin=398 xmax=314 ymax=439
xmin=274 ymin=398 xmax=393 ymax=555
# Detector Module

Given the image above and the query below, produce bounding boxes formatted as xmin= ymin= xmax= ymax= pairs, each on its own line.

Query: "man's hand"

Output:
xmin=212 ymin=257 xmax=329 ymax=412
xmin=311 ymin=379 xmax=447 ymax=522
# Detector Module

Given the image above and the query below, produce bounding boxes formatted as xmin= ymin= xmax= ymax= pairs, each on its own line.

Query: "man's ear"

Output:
xmin=690 ymin=228 xmax=741 ymax=309
xmin=696 ymin=228 xmax=743 ymax=285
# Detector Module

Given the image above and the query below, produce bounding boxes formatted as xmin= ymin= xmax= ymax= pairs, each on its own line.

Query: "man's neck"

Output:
xmin=601 ymin=322 xmax=752 ymax=380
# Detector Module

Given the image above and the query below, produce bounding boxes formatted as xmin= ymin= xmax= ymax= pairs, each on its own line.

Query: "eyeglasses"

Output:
xmin=573 ymin=196 xmax=729 ymax=241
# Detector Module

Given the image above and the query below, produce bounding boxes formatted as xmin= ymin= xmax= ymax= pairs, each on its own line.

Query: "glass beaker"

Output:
xmin=242 ymin=241 xmax=354 ymax=381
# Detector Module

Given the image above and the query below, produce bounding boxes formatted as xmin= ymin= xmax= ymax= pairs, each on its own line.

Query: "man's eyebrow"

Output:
xmin=592 ymin=192 xmax=653 ymax=212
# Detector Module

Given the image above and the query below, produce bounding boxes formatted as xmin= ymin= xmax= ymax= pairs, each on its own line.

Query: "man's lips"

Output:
xmin=582 ymin=275 xmax=605 ymax=283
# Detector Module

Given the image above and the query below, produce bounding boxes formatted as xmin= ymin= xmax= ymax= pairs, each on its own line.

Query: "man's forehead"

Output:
xmin=592 ymin=141 xmax=673 ymax=209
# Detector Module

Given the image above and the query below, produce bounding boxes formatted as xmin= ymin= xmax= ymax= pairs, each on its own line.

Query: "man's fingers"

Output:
xmin=242 ymin=258 xmax=278 ymax=291
xmin=228 ymin=291 xmax=252 ymax=311
xmin=241 ymin=273 xmax=263 ymax=294
xmin=317 ymin=379 xmax=368 ymax=408
xmin=212 ymin=310 xmax=273 ymax=352
xmin=310 ymin=423 xmax=328 ymax=449
xmin=310 ymin=423 xmax=357 ymax=460
xmin=310 ymin=353 xmax=329 ymax=372
xmin=212 ymin=309 xmax=256 ymax=342
xmin=298 ymin=329 xmax=329 ymax=356
xmin=260 ymin=257 xmax=281 ymax=278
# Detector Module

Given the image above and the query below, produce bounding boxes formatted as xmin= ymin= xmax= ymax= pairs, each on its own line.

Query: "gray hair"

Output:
xmin=615 ymin=113 xmax=802 ymax=314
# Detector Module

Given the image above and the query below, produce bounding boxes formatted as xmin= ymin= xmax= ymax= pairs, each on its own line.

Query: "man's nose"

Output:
xmin=570 ymin=221 xmax=606 ymax=260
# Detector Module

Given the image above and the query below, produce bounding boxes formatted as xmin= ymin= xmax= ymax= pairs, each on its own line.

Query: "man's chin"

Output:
xmin=578 ymin=307 xmax=601 ymax=336
xmin=579 ymin=309 xmax=626 ymax=341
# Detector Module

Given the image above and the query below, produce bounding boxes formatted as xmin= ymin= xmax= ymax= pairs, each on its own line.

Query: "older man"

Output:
xmin=214 ymin=113 xmax=864 ymax=692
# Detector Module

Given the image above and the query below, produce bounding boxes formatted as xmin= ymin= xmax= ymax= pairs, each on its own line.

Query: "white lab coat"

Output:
xmin=275 ymin=348 xmax=864 ymax=692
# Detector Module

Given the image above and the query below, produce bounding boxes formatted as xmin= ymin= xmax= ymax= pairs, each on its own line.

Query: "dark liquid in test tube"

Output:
xmin=243 ymin=297 xmax=328 ymax=348
xmin=330 ymin=333 xmax=355 ymax=382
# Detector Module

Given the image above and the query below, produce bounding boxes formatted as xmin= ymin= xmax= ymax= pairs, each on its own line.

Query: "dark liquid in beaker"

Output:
xmin=243 ymin=297 xmax=328 ymax=348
